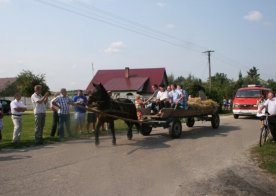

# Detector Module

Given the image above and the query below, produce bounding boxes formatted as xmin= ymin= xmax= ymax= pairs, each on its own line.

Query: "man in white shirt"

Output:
xmin=153 ymin=84 xmax=170 ymax=112
xmin=169 ymin=84 xmax=181 ymax=108
xmin=31 ymin=85 xmax=49 ymax=145
xmin=259 ymin=91 xmax=276 ymax=141
xmin=10 ymin=93 xmax=27 ymax=143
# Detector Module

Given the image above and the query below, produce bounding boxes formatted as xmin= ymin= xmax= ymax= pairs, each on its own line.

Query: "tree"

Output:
xmin=205 ymin=73 xmax=235 ymax=104
xmin=168 ymin=74 xmax=205 ymax=97
xmin=234 ymin=70 xmax=244 ymax=93
xmin=245 ymin=66 xmax=260 ymax=85
xmin=188 ymin=80 xmax=205 ymax=97
xmin=0 ymin=70 xmax=50 ymax=96
xmin=0 ymin=82 xmax=17 ymax=97
xmin=267 ymin=79 xmax=276 ymax=92
xmin=167 ymin=73 xmax=175 ymax=85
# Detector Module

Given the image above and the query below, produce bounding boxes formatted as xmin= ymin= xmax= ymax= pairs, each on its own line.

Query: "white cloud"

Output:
xmin=157 ymin=2 xmax=166 ymax=7
xmin=244 ymin=10 xmax=263 ymax=22
xmin=166 ymin=23 xmax=175 ymax=29
xmin=104 ymin=41 xmax=125 ymax=54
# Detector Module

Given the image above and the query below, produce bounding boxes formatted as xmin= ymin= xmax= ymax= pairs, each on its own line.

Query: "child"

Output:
xmin=135 ymin=95 xmax=144 ymax=120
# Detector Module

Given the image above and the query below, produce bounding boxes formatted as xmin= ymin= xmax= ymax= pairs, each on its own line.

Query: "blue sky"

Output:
xmin=0 ymin=0 xmax=275 ymax=91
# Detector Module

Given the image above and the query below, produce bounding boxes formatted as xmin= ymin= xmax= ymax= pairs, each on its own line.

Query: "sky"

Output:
xmin=0 ymin=0 xmax=276 ymax=91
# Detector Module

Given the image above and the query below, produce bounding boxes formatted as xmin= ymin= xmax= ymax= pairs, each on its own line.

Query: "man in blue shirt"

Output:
xmin=73 ymin=90 xmax=87 ymax=134
xmin=52 ymin=88 xmax=74 ymax=141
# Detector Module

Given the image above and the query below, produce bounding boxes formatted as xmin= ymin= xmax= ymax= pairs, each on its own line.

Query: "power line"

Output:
xmin=34 ymin=0 xmax=275 ymax=81
xmin=35 ymin=0 xmax=206 ymax=52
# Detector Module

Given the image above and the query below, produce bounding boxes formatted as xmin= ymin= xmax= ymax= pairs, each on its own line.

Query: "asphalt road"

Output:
xmin=0 ymin=115 xmax=276 ymax=196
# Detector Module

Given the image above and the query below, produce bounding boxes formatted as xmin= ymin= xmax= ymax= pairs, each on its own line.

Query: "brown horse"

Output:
xmin=88 ymin=83 xmax=139 ymax=145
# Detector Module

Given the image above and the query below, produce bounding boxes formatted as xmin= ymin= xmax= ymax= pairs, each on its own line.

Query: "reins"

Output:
xmin=86 ymin=106 xmax=145 ymax=124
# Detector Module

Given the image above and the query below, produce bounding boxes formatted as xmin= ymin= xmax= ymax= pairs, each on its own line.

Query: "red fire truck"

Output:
xmin=232 ymin=85 xmax=271 ymax=119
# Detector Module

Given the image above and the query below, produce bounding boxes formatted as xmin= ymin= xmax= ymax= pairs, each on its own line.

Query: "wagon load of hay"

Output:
xmin=159 ymin=98 xmax=219 ymax=119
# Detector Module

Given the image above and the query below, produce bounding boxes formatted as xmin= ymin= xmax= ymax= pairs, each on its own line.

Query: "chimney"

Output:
xmin=125 ymin=67 xmax=130 ymax=79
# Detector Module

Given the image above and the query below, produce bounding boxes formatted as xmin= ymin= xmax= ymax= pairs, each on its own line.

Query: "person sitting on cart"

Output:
xmin=144 ymin=84 xmax=158 ymax=111
xmin=150 ymin=84 xmax=170 ymax=114
xmin=135 ymin=95 xmax=144 ymax=120
xmin=176 ymin=84 xmax=188 ymax=110
xmin=168 ymin=84 xmax=188 ymax=109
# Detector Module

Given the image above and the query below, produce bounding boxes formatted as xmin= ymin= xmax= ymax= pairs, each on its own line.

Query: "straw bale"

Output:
xmin=147 ymin=97 xmax=219 ymax=119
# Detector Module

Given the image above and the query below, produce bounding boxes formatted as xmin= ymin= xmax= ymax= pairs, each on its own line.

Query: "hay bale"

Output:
xmin=188 ymin=97 xmax=202 ymax=104
xmin=155 ymin=97 xmax=219 ymax=119
xmin=187 ymin=98 xmax=219 ymax=115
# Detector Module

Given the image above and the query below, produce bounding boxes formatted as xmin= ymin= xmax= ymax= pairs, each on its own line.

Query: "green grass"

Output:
xmin=0 ymin=110 xmax=129 ymax=149
xmin=254 ymin=141 xmax=276 ymax=174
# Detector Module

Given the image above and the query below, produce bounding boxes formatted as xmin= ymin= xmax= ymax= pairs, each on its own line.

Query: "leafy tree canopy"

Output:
xmin=0 ymin=70 xmax=50 ymax=97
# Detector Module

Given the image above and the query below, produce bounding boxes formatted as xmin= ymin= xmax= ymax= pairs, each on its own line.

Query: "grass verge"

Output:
xmin=253 ymin=141 xmax=276 ymax=174
xmin=0 ymin=111 xmax=129 ymax=149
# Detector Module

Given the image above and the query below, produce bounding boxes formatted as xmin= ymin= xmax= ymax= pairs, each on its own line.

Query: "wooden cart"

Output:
xmin=138 ymin=99 xmax=220 ymax=138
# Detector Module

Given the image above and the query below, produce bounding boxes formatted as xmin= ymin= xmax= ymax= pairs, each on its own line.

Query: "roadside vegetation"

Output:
xmin=253 ymin=142 xmax=276 ymax=174
xmin=0 ymin=111 xmax=128 ymax=149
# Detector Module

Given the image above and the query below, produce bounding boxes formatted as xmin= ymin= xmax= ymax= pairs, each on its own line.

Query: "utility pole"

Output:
xmin=91 ymin=62 xmax=94 ymax=77
xmin=203 ymin=50 xmax=214 ymax=93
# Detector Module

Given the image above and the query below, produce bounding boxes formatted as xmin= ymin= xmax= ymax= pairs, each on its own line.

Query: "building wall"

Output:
xmin=111 ymin=91 xmax=152 ymax=102
xmin=0 ymin=96 xmax=56 ymax=110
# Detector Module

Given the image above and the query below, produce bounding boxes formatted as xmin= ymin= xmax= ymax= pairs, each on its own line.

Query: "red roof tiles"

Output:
xmin=86 ymin=67 xmax=167 ymax=93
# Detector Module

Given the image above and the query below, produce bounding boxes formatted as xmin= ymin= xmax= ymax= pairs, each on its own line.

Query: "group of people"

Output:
xmin=6 ymin=86 xmax=99 ymax=145
xmin=222 ymin=98 xmax=232 ymax=110
xmin=135 ymin=84 xmax=189 ymax=116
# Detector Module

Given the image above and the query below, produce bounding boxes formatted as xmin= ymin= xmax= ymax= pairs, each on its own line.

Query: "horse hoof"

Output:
xmin=112 ymin=140 xmax=116 ymax=145
xmin=95 ymin=140 xmax=100 ymax=146
xmin=127 ymin=136 xmax=133 ymax=140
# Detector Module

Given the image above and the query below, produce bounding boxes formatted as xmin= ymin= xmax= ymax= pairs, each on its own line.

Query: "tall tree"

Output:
xmin=205 ymin=72 xmax=235 ymax=104
xmin=267 ymin=79 xmax=276 ymax=92
xmin=0 ymin=70 xmax=50 ymax=97
xmin=167 ymin=73 xmax=175 ymax=85
xmin=234 ymin=71 xmax=244 ymax=93
xmin=245 ymin=66 xmax=260 ymax=84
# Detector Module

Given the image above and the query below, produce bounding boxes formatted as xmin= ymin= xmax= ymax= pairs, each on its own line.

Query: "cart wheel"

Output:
xmin=169 ymin=119 xmax=182 ymax=138
xmin=211 ymin=113 xmax=220 ymax=129
xmin=233 ymin=114 xmax=239 ymax=119
xmin=186 ymin=117 xmax=195 ymax=127
xmin=140 ymin=124 xmax=152 ymax=136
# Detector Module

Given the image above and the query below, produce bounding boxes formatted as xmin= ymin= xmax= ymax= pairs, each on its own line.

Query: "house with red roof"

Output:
xmin=86 ymin=67 xmax=168 ymax=99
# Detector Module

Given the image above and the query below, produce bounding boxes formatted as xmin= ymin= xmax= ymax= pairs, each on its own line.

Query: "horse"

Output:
xmin=87 ymin=83 xmax=140 ymax=145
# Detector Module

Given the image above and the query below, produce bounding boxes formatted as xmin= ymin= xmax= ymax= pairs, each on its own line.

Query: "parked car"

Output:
xmin=0 ymin=99 xmax=11 ymax=114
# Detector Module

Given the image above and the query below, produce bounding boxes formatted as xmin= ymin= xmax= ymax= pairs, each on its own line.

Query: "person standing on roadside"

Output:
xmin=73 ymin=90 xmax=87 ymax=134
xmin=50 ymin=92 xmax=60 ymax=138
xmin=52 ymin=88 xmax=74 ymax=141
xmin=10 ymin=93 xmax=27 ymax=144
xmin=31 ymin=85 xmax=49 ymax=145
xmin=86 ymin=90 xmax=97 ymax=133
xmin=258 ymin=91 xmax=276 ymax=142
